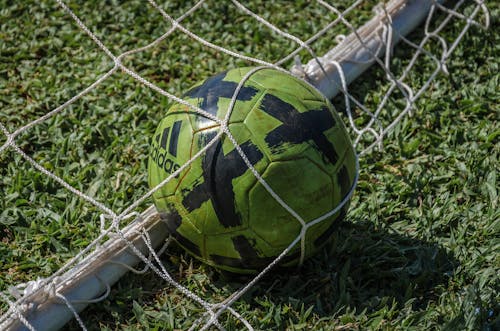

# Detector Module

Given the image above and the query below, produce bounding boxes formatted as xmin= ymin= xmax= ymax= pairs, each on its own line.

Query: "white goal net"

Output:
xmin=0 ymin=0 xmax=490 ymax=330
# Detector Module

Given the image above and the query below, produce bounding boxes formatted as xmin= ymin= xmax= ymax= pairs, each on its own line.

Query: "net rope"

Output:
xmin=0 ymin=0 xmax=490 ymax=330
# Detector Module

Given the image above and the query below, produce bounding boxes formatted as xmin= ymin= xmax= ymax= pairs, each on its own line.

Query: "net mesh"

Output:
xmin=0 ymin=0 xmax=490 ymax=330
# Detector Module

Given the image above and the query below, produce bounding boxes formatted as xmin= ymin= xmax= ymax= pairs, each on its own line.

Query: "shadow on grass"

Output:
xmin=69 ymin=219 xmax=457 ymax=330
xmin=223 ymin=219 xmax=458 ymax=317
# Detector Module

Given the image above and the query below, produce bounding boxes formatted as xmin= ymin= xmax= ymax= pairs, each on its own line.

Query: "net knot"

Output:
xmin=0 ymin=132 xmax=14 ymax=154
xmin=6 ymin=277 xmax=62 ymax=315
xmin=290 ymin=55 xmax=306 ymax=79
xmin=335 ymin=34 xmax=346 ymax=43
xmin=8 ymin=278 xmax=47 ymax=300
xmin=99 ymin=213 xmax=116 ymax=239
xmin=113 ymin=57 xmax=122 ymax=69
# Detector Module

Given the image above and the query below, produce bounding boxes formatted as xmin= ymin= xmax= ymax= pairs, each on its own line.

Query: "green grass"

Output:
xmin=1 ymin=0 xmax=498 ymax=330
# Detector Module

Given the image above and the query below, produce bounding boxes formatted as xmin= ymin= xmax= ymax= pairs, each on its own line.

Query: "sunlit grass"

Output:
xmin=0 ymin=1 xmax=498 ymax=330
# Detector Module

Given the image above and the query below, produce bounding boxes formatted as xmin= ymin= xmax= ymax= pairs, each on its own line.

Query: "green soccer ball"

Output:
xmin=148 ymin=67 xmax=356 ymax=274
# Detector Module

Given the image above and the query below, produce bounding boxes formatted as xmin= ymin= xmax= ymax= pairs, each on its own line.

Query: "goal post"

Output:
xmin=1 ymin=206 xmax=167 ymax=331
xmin=292 ymin=0 xmax=441 ymax=100
xmin=0 ymin=1 xmax=490 ymax=330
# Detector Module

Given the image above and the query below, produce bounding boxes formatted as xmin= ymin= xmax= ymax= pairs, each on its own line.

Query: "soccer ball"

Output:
xmin=148 ymin=67 xmax=356 ymax=274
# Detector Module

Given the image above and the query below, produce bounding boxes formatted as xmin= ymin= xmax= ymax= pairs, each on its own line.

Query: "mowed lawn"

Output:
xmin=0 ymin=1 xmax=498 ymax=330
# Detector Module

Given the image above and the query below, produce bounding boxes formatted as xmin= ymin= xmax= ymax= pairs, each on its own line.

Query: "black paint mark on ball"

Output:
xmin=168 ymin=120 xmax=182 ymax=157
xmin=209 ymin=235 xmax=301 ymax=270
xmin=261 ymin=94 xmax=339 ymax=165
xmin=337 ymin=165 xmax=351 ymax=199
xmin=184 ymin=71 xmax=259 ymax=124
xmin=182 ymin=131 xmax=264 ymax=228
xmin=159 ymin=209 xmax=201 ymax=256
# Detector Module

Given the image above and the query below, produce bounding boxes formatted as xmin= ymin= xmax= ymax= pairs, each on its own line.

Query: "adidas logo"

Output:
xmin=150 ymin=120 xmax=182 ymax=175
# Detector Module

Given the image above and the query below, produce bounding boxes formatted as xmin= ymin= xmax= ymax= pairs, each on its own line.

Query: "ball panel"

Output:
xmin=205 ymin=231 xmax=270 ymax=273
xmin=248 ymin=158 xmax=334 ymax=250
xmin=205 ymin=230 xmax=303 ymax=273
xmin=247 ymin=68 xmax=319 ymax=100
